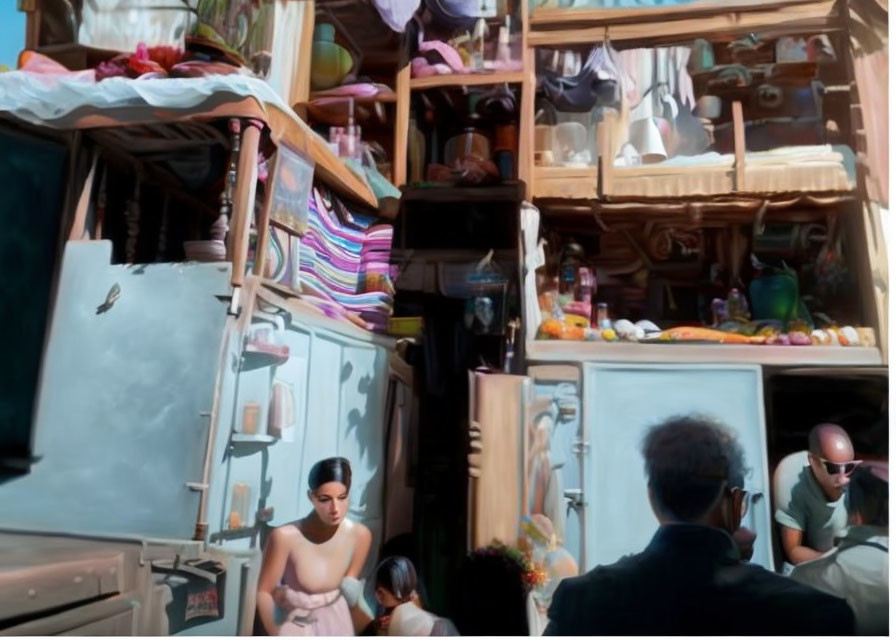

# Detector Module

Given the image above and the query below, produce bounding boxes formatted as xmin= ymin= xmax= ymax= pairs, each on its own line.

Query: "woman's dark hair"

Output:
xmin=846 ymin=465 xmax=888 ymax=527
xmin=308 ymin=457 xmax=352 ymax=491
xmin=456 ymin=548 xmax=528 ymax=635
xmin=375 ymin=556 xmax=418 ymax=602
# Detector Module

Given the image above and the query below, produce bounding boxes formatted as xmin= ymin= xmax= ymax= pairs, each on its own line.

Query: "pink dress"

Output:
xmin=274 ymin=586 xmax=353 ymax=636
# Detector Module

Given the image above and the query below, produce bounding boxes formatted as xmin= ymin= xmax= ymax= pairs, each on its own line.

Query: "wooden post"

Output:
xmin=18 ymin=0 xmax=40 ymax=51
xmin=519 ymin=0 xmax=533 ymax=197
xmin=393 ymin=64 xmax=411 ymax=187
xmin=230 ymin=122 xmax=263 ymax=289
xmin=732 ymin=99 xmax=746 ymax=192
xmin=68 ymin=155 xmax=97 ymax=241
xmin=597 ymin=112 xmax=615 ymax=197
xmin=292 ymin=0 xmax=316 ymax=108
xmin=252 ymin=151 xmax=277 ymax=278
xmin=520 ymin=48 xmax=536 ymax=198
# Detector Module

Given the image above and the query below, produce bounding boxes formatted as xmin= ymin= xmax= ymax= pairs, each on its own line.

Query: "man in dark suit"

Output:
xmin=544 ymin=415 xmax=855 ymax=636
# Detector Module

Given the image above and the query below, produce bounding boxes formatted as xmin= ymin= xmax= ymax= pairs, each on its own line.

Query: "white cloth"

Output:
xmin=388 ymin=601 xmax=436 ymax=636
xmin=789 ymin=526 xmax=888 ymax=635
xmin=371 ymin=0 xmax=421 ymax=32
xmin=0 ymin=73 xmax=283 ymax=130
xmin=520 ymin=203 xmax=544 ymax=342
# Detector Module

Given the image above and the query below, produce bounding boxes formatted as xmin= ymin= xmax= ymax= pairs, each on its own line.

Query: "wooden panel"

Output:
xmin=527 ymin=340 xmax=883 ymax=366
xmin=393 ymin=65 xmax=411 ymax=187
xmin=468 ymin=372 xmax=528 ymax=549
xmin=1 ymin=594 xmax=138 ymax=636
xmin=532 ymin=166 xmax=598 ymax=199
xmin=0 ymin=555 xmax=124 ymax=621
xmin=527 ymin=0 xmax=839 ymax=46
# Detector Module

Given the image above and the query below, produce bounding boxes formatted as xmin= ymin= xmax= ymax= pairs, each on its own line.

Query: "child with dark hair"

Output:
xmin=456 ymin=544 xmax=536 ymax=636
xmin=364 ymin=556 xmax=457 ymax=636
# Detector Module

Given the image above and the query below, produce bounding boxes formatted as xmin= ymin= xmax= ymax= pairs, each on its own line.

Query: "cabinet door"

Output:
xmin=0 ymin=241 xmax=231 ymax=540
xmin=582 ymin=364 xmax=772 ymax=571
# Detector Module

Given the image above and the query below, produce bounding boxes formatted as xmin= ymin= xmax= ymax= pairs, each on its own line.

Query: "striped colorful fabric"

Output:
xmin=297 ymin=186 xmax=395 ymax=331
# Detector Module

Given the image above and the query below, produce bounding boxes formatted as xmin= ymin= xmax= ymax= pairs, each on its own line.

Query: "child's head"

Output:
xmin=374 ymin=556 xmax=418 ymax=609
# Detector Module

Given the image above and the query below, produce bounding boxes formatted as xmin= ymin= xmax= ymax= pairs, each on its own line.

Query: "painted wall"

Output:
xmin=205 ymin=305 xmax=391 ymax=584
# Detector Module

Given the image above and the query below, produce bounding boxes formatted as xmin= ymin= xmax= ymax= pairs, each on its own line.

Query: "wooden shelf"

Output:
xmin=307 ymin=91 xmax=397 ymax=104
xmin=231 ymin=433 xmax=278 ymax=445
xmin=409 ymin=71 xmax=525 ymax=91
xmin=526 ymin=340 xmax=883 ymax=366
xmin=209 ymin=526 xmax=258 ymax=544
xmin=530 ymin=0 xmax=828 ymax=26
xmin=265 ymin=106 xmax=378 ymax=210
xmin=255 ymin=278 xmax=397 ymax=349
xmin=242 ymin=344 xmax=290 ymax=371
xmin=527 ymin=0 xmax=839 ymax=46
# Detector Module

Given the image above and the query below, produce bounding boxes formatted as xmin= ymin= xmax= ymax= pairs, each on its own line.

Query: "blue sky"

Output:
xmin=0 ymin=4 xmax=25 ymax=69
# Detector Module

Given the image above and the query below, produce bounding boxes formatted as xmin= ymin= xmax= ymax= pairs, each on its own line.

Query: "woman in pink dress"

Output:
xmin=256 ymin=457 xmax=372 ymax=636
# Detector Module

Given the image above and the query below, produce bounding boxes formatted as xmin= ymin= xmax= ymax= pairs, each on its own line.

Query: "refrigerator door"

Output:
xmin=0 ymin=241 xmax=231 ymax=540
xmin=581 ymin=363 xmax=772 ymax=571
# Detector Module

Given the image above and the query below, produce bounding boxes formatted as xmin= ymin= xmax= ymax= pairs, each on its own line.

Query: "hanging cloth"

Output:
xmin=371 ymin=0 xmax=421 ymax=33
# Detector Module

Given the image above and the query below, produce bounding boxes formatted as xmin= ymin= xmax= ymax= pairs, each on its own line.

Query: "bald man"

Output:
xmin=776 ymin=424 xmax=859 ymax=565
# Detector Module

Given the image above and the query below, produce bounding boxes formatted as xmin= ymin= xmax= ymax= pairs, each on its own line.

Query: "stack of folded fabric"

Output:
xmin=299 ymin=186 xmax=394 ymax=331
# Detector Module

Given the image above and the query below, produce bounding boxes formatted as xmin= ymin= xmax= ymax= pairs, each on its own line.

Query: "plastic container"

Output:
xmin=444 ymin=128 xmax=491 ymax=165
xmin=388 ymin=317 xmax=425 ymax=337
xmin=227 ymin=483 xmax=253 ymax=530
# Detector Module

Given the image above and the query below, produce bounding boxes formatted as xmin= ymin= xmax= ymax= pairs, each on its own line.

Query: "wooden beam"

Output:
xmin=527 ymin=0 xmax=839 ymax=47
xmin=393 ymin=64 xmax=411 ymax=187
xmin=409 ymin=70 xmax=525 ymax=90
xmin=230 ymin=123 xmax=263 ymax=289
xmin=530 ymin=0 xmax=829 ymax=26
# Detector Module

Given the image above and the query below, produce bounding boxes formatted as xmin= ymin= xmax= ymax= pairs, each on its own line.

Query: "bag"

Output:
xmin=539 ymin=44 xmax=621 ymax=113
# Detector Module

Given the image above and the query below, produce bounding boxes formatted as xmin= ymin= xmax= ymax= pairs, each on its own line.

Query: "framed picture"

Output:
xmin=264 ymin=144 xmax=315 ymax=236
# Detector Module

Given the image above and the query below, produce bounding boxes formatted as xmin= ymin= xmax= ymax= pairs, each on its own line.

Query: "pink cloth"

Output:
xmin=274 ymin=586 xmax=353 ymax=636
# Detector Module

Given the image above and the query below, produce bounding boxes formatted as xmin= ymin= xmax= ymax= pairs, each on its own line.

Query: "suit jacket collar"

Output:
xmin=646 ymin=523 xmax=742 ymax=563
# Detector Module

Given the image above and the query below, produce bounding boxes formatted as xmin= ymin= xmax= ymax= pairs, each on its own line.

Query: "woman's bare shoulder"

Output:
xmin=344 ymin=518 xmax=372 ymax=543
xmin=269 ymin=522 xmax=302 ymax=546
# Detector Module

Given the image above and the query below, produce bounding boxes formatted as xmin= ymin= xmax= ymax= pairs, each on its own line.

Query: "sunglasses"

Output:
xmin=728 ymin=487 xmax=750 ymax=519
xmin=814 ymin=456 xmax=862 ymax=476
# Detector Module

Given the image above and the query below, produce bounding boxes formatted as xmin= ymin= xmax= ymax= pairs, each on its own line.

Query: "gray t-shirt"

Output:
xmin=775 ymin=466 xmax=848 ymax=553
